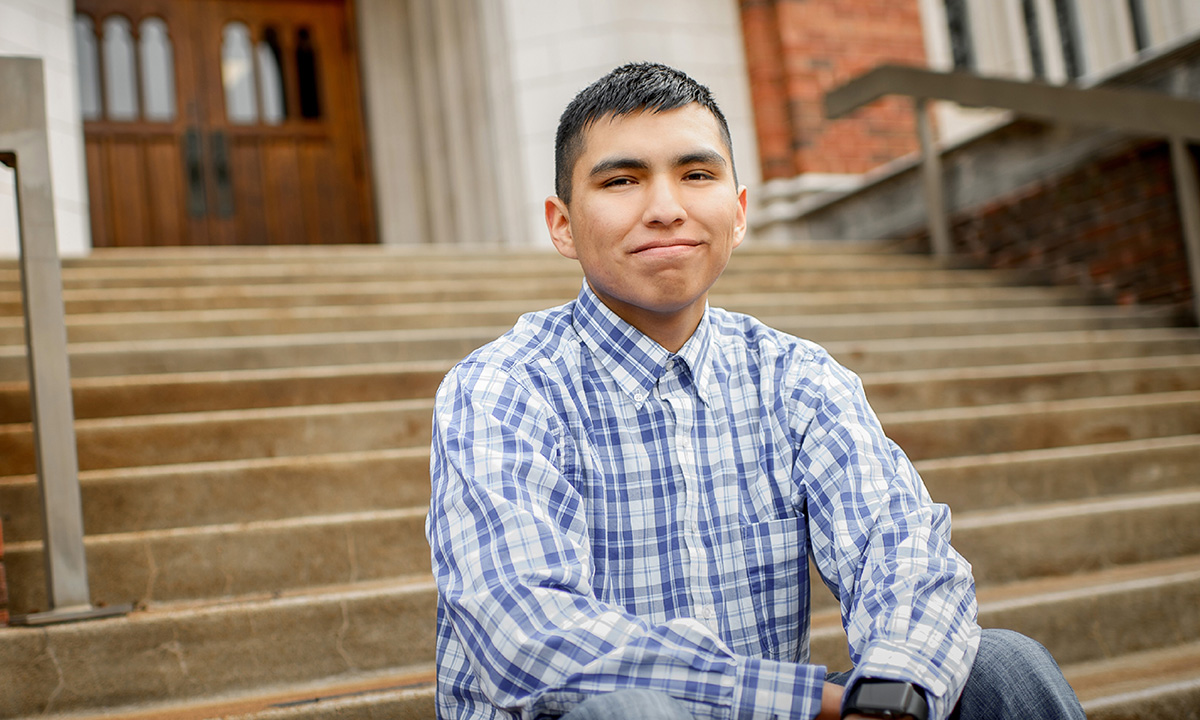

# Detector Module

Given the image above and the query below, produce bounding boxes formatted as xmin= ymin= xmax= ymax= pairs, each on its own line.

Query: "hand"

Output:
xmin=816 ymin=682 xmax=844 ymax=720
xmin=817 ymin=681 xmax=881 ymax=719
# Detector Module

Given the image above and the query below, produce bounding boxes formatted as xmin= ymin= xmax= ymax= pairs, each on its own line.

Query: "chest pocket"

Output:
xmin=741 ymin=516 xmax=809 ymax=661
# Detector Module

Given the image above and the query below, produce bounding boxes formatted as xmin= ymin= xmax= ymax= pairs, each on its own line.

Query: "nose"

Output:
xmin=642 ymin=177 xmax=687 ymax=227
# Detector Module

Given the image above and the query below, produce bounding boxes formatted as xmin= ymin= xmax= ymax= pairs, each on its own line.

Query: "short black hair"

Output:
xmin=554 ymin=62 xmax=736 ymax=204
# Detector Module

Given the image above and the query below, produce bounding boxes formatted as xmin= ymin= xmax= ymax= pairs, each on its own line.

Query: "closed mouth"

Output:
xmin=633 ymin=239 xmax=701 ymax=254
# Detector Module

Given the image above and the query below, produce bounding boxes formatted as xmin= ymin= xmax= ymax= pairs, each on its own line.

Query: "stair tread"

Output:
xmin=10 ymin=664 xmax=436 ymax=720
xmin=1 ymin=300 xmax=1165 ymax=327
xmin=6 ymin=352 xmax=1198 ymax=397
xmin=1066 ymin=641 xmax=1200 ymax=702
xmin=882 ymin=387 xmax=1200 ymax=422
xmin=0 ymin=284 xmax=1094 ymax=317
xmin=8 ymin=484 xmax=1193 ymax=553
xmin=5 ymin=507 xmax=429 ymax=552
xmin=954 ymin=487 xmax=1200 ymax=529
xmin=864 ymin=352 xmax=1200 ymax=384
xmin=976 ymin=553 xmax=1200 ymax=609
xmin=12 ymin=323 xmax=1188 ymax=355
xmin=0 ymin=397 xmax=433 ymax=433
xmin=810 ymin=554 xmax=1200 ymax=631
xmin=3 ymin=381 xmax=1196 ymax=434
xmin=914 ymin=432 xmax=1200 ymax=472
xmin=118 ymin=572 xmax=436 ymax=619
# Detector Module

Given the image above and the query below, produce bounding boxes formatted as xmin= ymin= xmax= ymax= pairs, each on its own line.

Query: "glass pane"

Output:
xmin=1022 ymin=0 xmax=1046 ymax=78
xmin=74 ymin=15 xmax=102 ymax=120
xmin=257 ymin=29 xmax=286 ymax=125
xmin=102 ymin=15 xmax=139 ymax=120
xmin=943 ymin=0 xmax=975 ymax=71
xmin=296 ymin=28 xmax=321 ymax=119
xmin=1054 ymin=0 xmax=1085 ymax=79
xmin=139 ymin=17 xmax=176 ymax=121
xmin=1128 ymin=0 xmax=1150 ymax=51
xmin=222 ymin=22 xmax=258 ymax=124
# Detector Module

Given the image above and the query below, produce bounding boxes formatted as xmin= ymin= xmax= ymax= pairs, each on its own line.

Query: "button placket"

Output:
xmin=662 ymin=367 xmax=716 ymax=634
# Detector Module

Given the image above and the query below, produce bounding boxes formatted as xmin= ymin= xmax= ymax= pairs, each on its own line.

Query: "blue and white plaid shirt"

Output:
xmin=428 ymin=283 xmax=979 ymax=720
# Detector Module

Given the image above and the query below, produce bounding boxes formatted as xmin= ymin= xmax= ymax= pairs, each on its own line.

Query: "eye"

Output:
xmin=684 ymin=170 xmax=715 ymax=181
xmin=602 ymin=177 xmax=635 ymax=188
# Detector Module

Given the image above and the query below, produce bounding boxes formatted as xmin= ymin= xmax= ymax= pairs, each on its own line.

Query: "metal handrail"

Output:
xmin=1 ymin=57 xmax=128 ymax=625
xmin=826 ymin=64 xmax=1200 ymax=140
xmin=825 ymin=65 xmax=1200 ymax=322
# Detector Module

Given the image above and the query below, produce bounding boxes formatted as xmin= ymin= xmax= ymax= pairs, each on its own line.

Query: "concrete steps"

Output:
xmin=0 ymin=576 xmax=438 ymax=718
xmin=6 ymin=295 xmax=1152 ymax=346
xmin=0 ymin=284 xmax=1091 ymax=316
xmin=3 ymin=353 xmax=1196 ymax=424
xmin=0 ymin=243 xmax=1197 ymax=719
xmin=6 ymin=325 xmax=1197 ymax=382
xmin=3 ymin=386 xmax=1198 ymax=477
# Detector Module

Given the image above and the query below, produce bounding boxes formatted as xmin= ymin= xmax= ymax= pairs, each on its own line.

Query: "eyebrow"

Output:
xmin=587 ymin=149 xmax=728 ymax=179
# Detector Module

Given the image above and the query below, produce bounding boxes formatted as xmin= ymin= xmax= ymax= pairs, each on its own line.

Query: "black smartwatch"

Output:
xmin=841 ymin=679 xmax=929 ymax=720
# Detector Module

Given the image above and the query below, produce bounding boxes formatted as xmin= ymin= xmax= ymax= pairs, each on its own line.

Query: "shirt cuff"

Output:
xmin=731 ymin=657 xmax=826 ymax=720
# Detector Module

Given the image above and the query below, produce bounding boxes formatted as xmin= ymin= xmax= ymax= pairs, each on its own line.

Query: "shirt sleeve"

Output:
xmin=428 ymin=360 xmax=827 ymax=720
xmin=790 ymin=350 xmax=980 ymax=720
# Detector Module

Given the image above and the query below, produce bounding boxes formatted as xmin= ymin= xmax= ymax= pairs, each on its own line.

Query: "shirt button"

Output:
xmin=633 ymin=391 xmax=646 ymax=403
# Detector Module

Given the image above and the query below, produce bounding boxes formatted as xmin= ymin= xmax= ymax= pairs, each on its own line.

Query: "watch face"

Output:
xmin=845 ymin=681 xmax=928 ymax=720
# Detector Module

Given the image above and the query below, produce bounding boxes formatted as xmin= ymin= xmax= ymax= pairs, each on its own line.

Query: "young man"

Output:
xmin=427 ymin=63 xmax=1085 ymax=720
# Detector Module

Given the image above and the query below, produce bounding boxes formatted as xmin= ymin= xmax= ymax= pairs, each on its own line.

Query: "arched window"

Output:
xmin=257 ymin=28 xmax=286 ymax=125
xmin=139 ymin=17 xmax=176 ymax=121
xmin=296 ymin=27 xmax=322 ymax=119
xmin=74 ymin=15 xmax=102 ymax=120
xmin=102 ymin=15 xmax=139 ymax=120
xmin=222 ymin=22 xmax=258 ymax=124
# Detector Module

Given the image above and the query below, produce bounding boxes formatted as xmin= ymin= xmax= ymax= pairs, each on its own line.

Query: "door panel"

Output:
xmin=76 ymin=0 xmax=199 ymax=247
xmin=197 ymin=0 xmax=372 ymax=245
xmin=144 ymin=141 xmax=186 ymax=242
xmin=75 ymin=0 xmax=374 ymax=246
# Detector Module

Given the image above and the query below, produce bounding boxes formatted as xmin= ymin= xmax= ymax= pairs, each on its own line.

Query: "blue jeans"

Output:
xmin=559 ymin=629 xmax=1085 ymax=719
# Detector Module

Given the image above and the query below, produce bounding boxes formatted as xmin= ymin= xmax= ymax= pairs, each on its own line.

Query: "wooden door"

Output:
xmin=75 ymin=0 xmax=375 ymax=246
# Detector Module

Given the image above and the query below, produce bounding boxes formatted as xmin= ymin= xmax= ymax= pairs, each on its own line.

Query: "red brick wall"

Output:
xmin=739 ymin=0 xmax=929 ymax=180
xmin=909 ymin=141 xmax=1194 ymax=314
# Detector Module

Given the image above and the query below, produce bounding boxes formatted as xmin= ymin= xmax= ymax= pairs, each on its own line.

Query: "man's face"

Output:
xmin=546 ymin=104 xmax=747 ymax=348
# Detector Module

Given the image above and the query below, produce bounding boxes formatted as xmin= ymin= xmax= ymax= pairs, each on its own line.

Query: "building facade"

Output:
xmin=1 ymin=0 xmax=1199 ymax=256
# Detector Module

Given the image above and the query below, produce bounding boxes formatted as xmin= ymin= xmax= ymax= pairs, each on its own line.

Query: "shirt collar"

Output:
xmin=676 ymin=307 xmax=715 ymax=407
xmin=573 ymin=282 xmax=715 ymax=407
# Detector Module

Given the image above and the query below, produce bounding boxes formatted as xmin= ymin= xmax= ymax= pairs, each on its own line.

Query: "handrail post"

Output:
xmin=1 ymin=57 xmax=128 ymax=625
xmin=1168 ymin=136 xmax=1200 ymax=323
xmin=914 ymin=98 xmax=952 ymax=257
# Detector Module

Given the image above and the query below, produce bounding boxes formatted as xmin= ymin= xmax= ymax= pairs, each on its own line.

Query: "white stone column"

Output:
xmin=355 ymin=0 xmax=431 ymax=246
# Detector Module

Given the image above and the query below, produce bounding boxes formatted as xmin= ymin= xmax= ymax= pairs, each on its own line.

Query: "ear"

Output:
xmin=732 ymin=185 xmax=748 ymax=249
xmin=545 ymin=196 xmax=577 ymax=259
